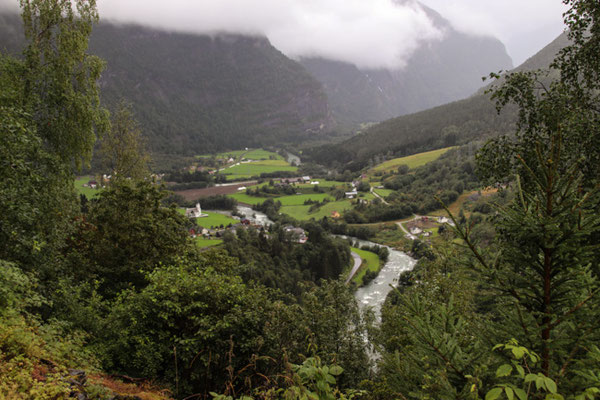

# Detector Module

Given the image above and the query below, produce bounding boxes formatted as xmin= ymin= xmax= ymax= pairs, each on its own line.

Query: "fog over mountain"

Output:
xmin=0 ymin=0 xmax=569 ymax=68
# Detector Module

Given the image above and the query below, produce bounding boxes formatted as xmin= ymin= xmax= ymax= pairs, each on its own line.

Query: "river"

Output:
xmin=345 ymin=237 xmax=416 ymax=321
xmin=234 ymin=207 xmax=416 ymax=320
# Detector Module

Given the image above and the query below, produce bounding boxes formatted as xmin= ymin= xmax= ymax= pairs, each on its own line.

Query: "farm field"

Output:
xmin=197 ymin=149 xmax=247 ymax=159
xmin=350 ymin=247 xmax=381 ymax=285
xmin=222 ymin=163 xmax=297 ymax=178
xmin=178 ymin=209 xmax=238 ymax=228
xmin=75 ymin=176 xmax=102 ymax=199
xmin=373 ymin=188 xmax=395 ymax=198
xmin=173 ymin=182 xmax=257 ymax=201
xmin=243 ymin=149 xmax=283 ymax=160
xmin=277 ymin=193 xmax=335 ymax=206
xmin=194 ymin=237 xmax=223 ymax=248
xmin=295 ymin=180 xmax=347 ymax=189
xmin=369 ymin=146 xmax=455 ymax=173
xmin=280 ymin=199 xmax=354 ymax=221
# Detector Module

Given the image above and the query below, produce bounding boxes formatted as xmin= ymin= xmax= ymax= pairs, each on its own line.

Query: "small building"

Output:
xmin=302 ymin=176 xmax=311 ymax=182
xmin=345 ymin=190 xmax=358 ymax=199
xmin=410 ymin=227 xmax=423 ymax=235
xmin=185 ymin=203 xmax=207 ymax=218
xmin=331 ymin=211 xmax=341 ymax=218
xmin=438 ymin=216 xmax=450 ymax=224
xmin=284 ymin=226 xmax=308 ymax=244
xmin=87 ymin=180 xmax=98 ymax=189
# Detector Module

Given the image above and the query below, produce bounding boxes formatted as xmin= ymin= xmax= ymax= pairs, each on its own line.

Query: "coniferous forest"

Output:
xmin=1 ymin=0 xmax=600 ymax=399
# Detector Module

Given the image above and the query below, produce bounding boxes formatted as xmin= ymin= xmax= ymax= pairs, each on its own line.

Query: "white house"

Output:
xmin=410 ymin=227 xmax=423 ymax=235
xmin=345 ymin=190 xmax=358 ymax=199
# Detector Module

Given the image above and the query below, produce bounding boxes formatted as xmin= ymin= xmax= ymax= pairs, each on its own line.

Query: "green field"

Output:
xmin=194 ymin=237 xmax=223 ymax=248
xmin=370 ymin=146 xmax=455 ymax=173
xmin=296 ymin=180 xmax=347 ymax=189
xmin=75 ymin=176 xmax=102 ymax=199
xmin=249 ymin=159 xmax=289 ymax=166
xmin=222 ymin=163 xmax=298 ymax=178
xmin=350 ymin=247 xmax=381 ymax=285
xmin=178 ymin=209 xmax=238 ymax=228
xmin=196 ymin=149 xmax=247 ymax=159
xmin=374 ymin=188 xmax=395 ymax=197
xmin=277 ymin=193 xmax=335 ymax=206
xmin=280 ymin=199 xmax=354 ymax=221
xmin=243 ymin=149 xmax=283 ymax=160
xmin=359 ymin=192 xmax=376 ymax=200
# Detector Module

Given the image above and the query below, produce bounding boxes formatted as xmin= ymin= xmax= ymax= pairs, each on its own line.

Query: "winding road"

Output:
xmin=345 ymin=252 xmax=363 ymax=284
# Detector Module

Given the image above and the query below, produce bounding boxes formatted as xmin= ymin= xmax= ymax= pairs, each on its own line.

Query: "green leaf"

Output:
xmin=329 ymin=365 xmax=343 ymax=376
xmin=536 ymin=376 xmax=545 ymax=390
xmin=486 ymin=388 xmax=503 ymax=400
xmin=512 ymin=347 xmax=525 ymax=359
xmin=505 ymin=387 xmax=514 ymax=400
xmin=514 ymin=388 xmax=527 ymax=400
xmin=544 ymin=377 xmax=557 ymax=394
xmin=516 ymin=365 xmax=525 ymax=378
xmin=524 ymin=374 xmax=538 ymax=383
xmin=497 ymin=364 xmax=513 ymax=377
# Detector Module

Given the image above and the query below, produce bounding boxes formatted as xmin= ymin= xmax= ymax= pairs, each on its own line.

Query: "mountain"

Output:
xmin=306 ymin=32 xmax=570 ymax=170
xmin=298 ymin=2 xmax=513 ymax=129
xmin=0 ymin=13 xmax=333 ymax=156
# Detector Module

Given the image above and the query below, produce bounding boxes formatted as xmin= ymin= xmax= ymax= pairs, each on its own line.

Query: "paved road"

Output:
xmin=345 ymin=252 xmax=363 ymax=284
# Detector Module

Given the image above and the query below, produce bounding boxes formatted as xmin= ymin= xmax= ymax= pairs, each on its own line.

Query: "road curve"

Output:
xmin=346 ymin=252 xmax=363 ymax=284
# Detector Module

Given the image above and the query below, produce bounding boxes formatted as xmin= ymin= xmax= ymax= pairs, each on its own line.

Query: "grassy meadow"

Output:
xmin=75 ymin=176 xmax=102 ymax=199
xmin=369 ymin=146 xmax=455 ymax=173
xmin=178 ymin=209 xmax=238 ymax=228
xmin=350 ymin=247 xmax=381 ymax=285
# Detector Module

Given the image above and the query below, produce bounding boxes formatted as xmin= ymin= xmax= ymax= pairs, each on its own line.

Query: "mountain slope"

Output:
xmin=299 ymin=2 xmax=513 ymax=129
xmin=0 ymin=14 xmax=333 ymax=155
xmin=307 ymin=32 xmax=569 ymax=170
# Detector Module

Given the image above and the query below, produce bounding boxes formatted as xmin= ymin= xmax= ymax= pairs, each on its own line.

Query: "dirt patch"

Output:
xmin=174 ymin=181 xmax=256 ymax=201
xmin=406 ymin=217 xmax=438 ymax=230
xmin=89 ymin=374 xmax=172 ymax=400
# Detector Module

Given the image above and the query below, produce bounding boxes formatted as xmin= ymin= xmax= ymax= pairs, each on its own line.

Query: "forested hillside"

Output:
xmin=305 ymin=28 xmax=569 ymax=170
xmin=0 ymin=13 xmax=333 ymax=155
xmin=299 ymin=2 xmax=512 ymax=129
xmin=3 ymin=0 xmax=600 ymax=399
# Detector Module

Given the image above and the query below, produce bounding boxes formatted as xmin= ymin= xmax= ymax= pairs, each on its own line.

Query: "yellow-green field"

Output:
xmin=350 ymin=247 xmax=381 ymax=285
xmin=369 ymin=146 xmax=456 ymax=173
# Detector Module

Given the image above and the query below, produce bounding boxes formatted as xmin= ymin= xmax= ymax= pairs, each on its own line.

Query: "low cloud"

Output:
xmin=95 ymin=0 xmax=443 ymax=70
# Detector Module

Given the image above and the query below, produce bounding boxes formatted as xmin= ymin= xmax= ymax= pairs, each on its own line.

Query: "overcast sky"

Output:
xmin=1 ymin=0 xmax=569 ymax=68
